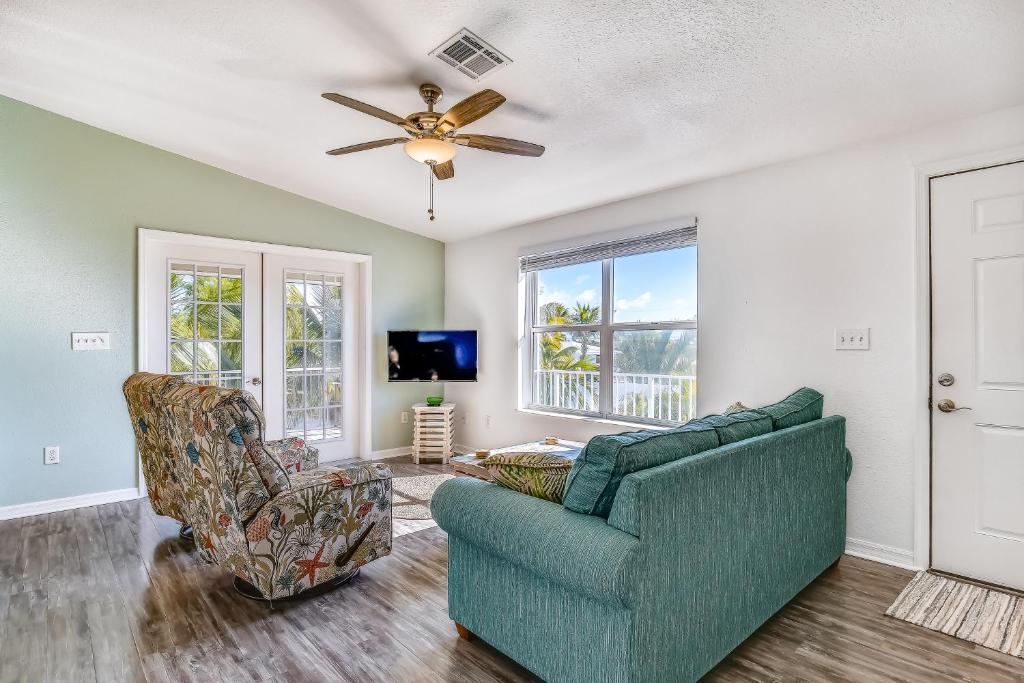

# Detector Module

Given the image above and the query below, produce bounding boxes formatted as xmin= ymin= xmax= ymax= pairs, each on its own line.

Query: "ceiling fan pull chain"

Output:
xmin=428 ymin=165 xmax=436 ymax=221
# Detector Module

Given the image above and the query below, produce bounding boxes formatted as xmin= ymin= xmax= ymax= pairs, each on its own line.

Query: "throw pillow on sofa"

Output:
xmin=563 ymin=421 xmax=720 ymax=518
xmin=484 ymin=452 xmax=575 ymax=503
xmin=758 ymin=387 xmax=824 ymax=429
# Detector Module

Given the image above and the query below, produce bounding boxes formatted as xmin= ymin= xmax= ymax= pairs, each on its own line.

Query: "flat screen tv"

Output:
xmin=387 ymin=330 xmax=478 ymax=382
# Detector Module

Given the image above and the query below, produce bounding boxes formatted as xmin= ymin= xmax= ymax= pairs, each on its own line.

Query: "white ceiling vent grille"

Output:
xmin=429 ymin=28 xmax=511 ymax=81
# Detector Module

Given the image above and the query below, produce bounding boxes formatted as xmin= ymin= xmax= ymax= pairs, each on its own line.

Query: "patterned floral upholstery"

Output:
xmin=123 ymin=372 xmax=392 ymax=599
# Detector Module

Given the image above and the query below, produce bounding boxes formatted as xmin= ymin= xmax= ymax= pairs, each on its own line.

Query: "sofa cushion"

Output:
xmin=484 ymin=452 xmax=574 ymax=503
xmin=691 ymin=409 xmax=773 ymax=445
xmin=562 ymin=422 xmax=719 ymax=518
xmin=758 ymin=387 xmax=824 ymax=430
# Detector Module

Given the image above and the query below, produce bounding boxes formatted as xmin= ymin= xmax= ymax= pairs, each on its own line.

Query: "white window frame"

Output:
xmin=520 ymin=245 xmax=697 ymax=427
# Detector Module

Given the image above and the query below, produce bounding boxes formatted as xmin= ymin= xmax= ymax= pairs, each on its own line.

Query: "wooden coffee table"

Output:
xmin=451 ymin=439 xmax=585 ymax=481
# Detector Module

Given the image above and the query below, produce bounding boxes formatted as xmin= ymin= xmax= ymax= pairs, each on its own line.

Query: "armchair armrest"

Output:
xmin=265 ymin=437 xmax=319 ymax=473
xmin=432 ymin=477 xmax=640 ymax=607
xmin=242 ymin=463 xmax=392 ymax=599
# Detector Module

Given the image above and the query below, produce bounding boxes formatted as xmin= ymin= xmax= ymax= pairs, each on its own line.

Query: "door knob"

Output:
xmin=247 ymin=377 xmax=262 ymax=386
xmin=937 ymin=399 xmax=971 ymax=413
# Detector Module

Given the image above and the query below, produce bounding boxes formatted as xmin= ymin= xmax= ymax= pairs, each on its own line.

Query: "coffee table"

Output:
xmin=451 ymin=439 xmax=585 ymax=481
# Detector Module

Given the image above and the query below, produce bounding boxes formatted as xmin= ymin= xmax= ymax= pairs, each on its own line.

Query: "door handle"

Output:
xmin=247 ymin=377 xmax=262 ymax=386
xmin=937 ymin=399 xmax=971 ymax=413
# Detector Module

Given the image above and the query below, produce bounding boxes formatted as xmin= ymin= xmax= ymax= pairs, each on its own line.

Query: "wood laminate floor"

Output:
xmin=1 ymin=455 xmax=1021 ymax=682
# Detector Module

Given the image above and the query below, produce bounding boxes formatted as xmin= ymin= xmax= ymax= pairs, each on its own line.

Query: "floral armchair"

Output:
xmin=123 ymin=372 xmax=392 ymax=600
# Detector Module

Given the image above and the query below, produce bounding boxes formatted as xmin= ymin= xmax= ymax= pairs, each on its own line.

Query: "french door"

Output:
xmin=141 ymin=231 xmax=366 ymax=464
xmin=262 ymin=253 xmax=361 ymax=461
xmin=931 ymin=160 xmax=1024 ymax=591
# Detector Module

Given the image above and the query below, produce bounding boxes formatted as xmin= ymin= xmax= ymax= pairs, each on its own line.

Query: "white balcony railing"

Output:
xmin=533 ymin=370 xmax=696 ymax=423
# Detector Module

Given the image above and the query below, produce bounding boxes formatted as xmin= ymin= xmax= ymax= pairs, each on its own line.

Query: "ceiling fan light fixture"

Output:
xmin=404 ymin=136 xmax=457 ymax=165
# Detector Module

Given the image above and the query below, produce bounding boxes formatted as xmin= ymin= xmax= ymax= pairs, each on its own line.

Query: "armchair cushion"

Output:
xmin=758 ymin=387 xmax=824 ymax=430
xmin=562 ymin=421 xmax=719 ymax=518
xmin=222 ymin=394 xmax=292 ymax=496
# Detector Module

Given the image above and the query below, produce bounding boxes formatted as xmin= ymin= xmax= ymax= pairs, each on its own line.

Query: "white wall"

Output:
xmin=444 ymin=103 xmax=1024 ymax=564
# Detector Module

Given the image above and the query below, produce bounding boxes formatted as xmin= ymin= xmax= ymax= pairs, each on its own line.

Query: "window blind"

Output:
xmin=519 ymin=224 xmax=697 ymax=273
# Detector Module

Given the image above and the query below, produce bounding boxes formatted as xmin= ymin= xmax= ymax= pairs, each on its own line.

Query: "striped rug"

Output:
xmin=886 ymin=571 xmax=1024 ymax=658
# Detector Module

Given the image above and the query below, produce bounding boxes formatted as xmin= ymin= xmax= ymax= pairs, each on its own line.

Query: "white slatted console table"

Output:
xmin=411 ymin=403 xmax=455 ymax=464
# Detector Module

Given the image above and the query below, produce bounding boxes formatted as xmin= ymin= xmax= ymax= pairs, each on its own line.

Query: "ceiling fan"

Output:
xmin=322 ymin=83 xmax=544 ymax=219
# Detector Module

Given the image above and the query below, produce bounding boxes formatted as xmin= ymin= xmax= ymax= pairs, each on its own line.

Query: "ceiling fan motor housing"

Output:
xmin=419 ymin=83 xmax=443 ymax=111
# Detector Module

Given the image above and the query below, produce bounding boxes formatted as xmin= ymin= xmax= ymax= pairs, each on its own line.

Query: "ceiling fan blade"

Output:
xmin=453 ymin=134 xmax=545 ymax=157
xmin=321 ymin=93 xmax=418 ymax=133
xmin=432 ymin=160 xmax=455 ymax=180
xmin=435 ymin=89 xmax=505 ymax=134
xmin=326 ymin=138 xmax=408 ymax=155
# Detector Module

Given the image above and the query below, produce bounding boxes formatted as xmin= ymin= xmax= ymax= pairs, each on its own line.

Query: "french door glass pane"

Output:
xmin=167 ymin=263 xmax=244 ymax=388
xmin=612 ymin=247 xmax=697 ymax=323
xmin=535 ymin=261 xmax=602 ymax=325
xmin=532 ymin=331 xmax=600 ymax=413
xmin=284 ymin=271 xmax=344 ymax=442
xmin=612 ymin=329 xmax=697 ymax=422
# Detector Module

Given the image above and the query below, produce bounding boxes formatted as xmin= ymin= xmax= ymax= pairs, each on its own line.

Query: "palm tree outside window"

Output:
xmin=522 ymin=233 xmax=697 ymax=425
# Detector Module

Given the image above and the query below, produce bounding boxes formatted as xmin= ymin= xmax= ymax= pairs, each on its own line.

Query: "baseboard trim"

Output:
xmin=0 ymin=487 xmax=141 ymax=521
xmin=371 ymin=446 xmax=412 ymax=459
xmin=845 ymin=537 xmax=920 ymax=571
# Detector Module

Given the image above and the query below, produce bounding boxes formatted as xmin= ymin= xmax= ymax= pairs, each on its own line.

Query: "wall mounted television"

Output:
xmin=387 ymin=330 xmax=478 ymax=382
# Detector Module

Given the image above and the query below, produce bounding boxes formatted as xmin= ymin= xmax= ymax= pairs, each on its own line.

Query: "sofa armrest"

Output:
xmin=432 ymin=477 xmax=640 ymax=607
xmin=265 ymin=437 xmax=319 ymax=473
xmin=604 ymin=415 xmax=849 ymax=682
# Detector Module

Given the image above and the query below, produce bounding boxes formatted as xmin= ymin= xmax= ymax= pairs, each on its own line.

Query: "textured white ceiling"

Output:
xmin=2 ymin=1 xmax=1023 ymax=241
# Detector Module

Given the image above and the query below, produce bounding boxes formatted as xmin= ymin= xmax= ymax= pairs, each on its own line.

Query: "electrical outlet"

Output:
xmin=401 ymin=411 xmax=409 ymax=424
xmin=44 ymin=446 xmax=60 ymax=465
xmin=835 ymin=328 xmax=870 ymax=350
xmin=484 ymin=414 xmax=492 ymax=429
xmin=72 ymin=332 xmax=110 ymax=351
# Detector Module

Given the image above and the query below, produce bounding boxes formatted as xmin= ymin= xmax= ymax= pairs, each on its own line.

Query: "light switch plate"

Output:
xmin=72 ymin=332 xmax=110 ymax=351
xmin=835 ymin=328 xmax=870 ymax=350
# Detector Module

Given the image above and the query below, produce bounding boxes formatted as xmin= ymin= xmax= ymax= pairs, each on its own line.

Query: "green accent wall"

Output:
xmin=0 ymin=95 xmax=444 ymax=508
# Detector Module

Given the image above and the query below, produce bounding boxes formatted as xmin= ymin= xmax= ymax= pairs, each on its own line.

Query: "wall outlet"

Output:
xmin=44 ymin=446 xmax=60 ymax=465
xmin=835 ymin=328 xmax=870 ymax=350
xmin=400 ymin=411 xmax=409 ymax=424
xmin=72 ymin=332 xmax=110 ymax=351
xmin=484 ymin=414 xmax=492 ymax=429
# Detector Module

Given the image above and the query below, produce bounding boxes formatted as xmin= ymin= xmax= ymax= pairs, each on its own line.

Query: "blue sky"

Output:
xmin=537 ymin=246 xmax=697 ymax=322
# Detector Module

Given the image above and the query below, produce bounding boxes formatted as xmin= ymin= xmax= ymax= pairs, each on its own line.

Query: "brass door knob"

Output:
xmin=937 ymin=399 xmax=971 ymax=413
xmin=247 ymin=377 xmax=262 ymax=386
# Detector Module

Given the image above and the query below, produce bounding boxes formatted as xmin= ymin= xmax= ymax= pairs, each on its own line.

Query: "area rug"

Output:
xmin=886 ymin=571 xmax=1024 ymax=658
xmin=391 ymin=474 xmax=455 ymax=521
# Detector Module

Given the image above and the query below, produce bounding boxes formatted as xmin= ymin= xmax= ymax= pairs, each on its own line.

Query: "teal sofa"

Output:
xmin=432 ymin=391 xmax=851 ymax=683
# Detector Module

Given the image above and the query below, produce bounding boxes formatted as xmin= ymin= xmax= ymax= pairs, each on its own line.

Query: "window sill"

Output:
xmin=516 ymin=407 xmax=675 ymax=430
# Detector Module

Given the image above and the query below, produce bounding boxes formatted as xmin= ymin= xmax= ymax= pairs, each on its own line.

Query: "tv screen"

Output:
xmin=387 ymin=330 xmax=478 ymax=382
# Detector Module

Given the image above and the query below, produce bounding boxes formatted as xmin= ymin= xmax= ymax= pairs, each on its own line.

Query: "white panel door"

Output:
xmin=262 ymin=254 xmax=362 ymax=462
xmin=144 ymin=242 xmax=263 ymax=400
xmin=931 ymin=160 xmax=1024 ymax=590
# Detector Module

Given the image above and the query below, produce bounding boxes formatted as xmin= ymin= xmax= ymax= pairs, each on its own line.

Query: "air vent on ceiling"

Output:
xmin=429 ymin=28 xmax=511 ymax=81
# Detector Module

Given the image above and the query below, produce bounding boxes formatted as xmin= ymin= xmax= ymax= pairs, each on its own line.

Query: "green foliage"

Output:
xmin=614 ymin=330 xmax=695 ymax=375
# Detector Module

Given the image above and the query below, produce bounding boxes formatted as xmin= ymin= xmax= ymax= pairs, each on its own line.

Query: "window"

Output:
xmin=168 ymin=262 xmax=244 ymax=389
xmin=284 ymin=271 xmax=344 ymax=441
xmin=521 ymin=226 xmax=697 ymax=425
